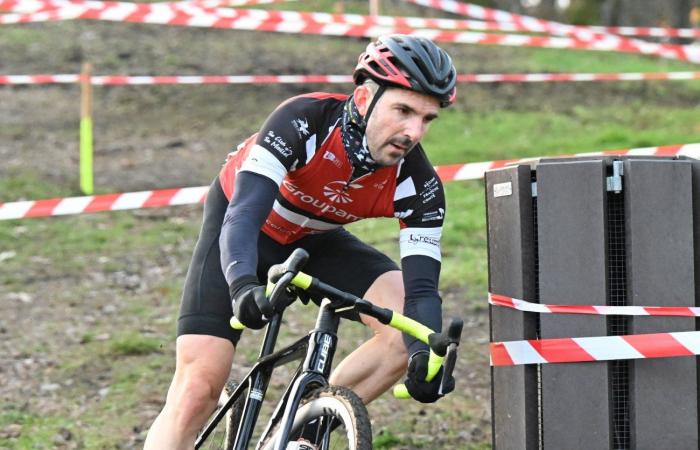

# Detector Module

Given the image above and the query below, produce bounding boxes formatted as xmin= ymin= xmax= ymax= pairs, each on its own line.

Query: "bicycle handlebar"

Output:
xmin=229 ymin=248 xmax=463 ymax=401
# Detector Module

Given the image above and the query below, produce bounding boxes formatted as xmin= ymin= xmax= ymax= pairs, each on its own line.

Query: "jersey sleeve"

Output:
xmin=393 ymin=147 xmax=446 ymax=262
xmin=239 ymin=95 xmax=322 ymax=185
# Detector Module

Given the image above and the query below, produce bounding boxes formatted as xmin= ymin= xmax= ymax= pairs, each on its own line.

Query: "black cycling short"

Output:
xmin=177 ymin=178 xmax=400 ymax=346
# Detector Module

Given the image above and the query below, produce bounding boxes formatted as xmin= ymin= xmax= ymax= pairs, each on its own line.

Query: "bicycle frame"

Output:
xmin=195 ymin=298 xmax=343 ymax=450
xmin=196 ymin=248 xmax=463 ymax=450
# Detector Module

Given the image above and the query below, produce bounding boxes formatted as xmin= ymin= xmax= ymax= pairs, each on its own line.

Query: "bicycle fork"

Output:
xmin=266 ymin=300 xmax=340 ymax=450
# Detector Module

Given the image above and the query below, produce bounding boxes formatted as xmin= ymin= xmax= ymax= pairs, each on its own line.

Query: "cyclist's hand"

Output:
xmin=229 ymin=276 xmax=272 ymax=329
xmin=404 ymin=351 xmax=444 ymax=403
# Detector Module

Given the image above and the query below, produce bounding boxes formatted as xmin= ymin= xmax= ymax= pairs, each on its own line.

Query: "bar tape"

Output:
xmin=3 ymin=142 xmax=700 ymax=220
xmin=490 ymin=330 xmax=700 ymax=366
xmin=1 ymin=1 xmax=698 ymax=64
xmin=490 ymin=293 xmax=700 ymax=317
xmin=3 ymin=71 xmax=700 ymax=85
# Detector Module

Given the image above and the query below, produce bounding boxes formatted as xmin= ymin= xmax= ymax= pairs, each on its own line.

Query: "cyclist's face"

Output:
xmin=358 ymin=86 xmax=440 ymax=167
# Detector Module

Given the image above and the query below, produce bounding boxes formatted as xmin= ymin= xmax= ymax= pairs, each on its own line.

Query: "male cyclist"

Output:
xmin=144 ymin=34 xmax=458 ymax=449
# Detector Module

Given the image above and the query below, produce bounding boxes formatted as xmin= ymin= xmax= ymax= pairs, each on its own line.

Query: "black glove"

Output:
xmin=404 ymin=351 xmax=444 ymax=403
xmin=229 ymin=275 xmax=273 ymax=330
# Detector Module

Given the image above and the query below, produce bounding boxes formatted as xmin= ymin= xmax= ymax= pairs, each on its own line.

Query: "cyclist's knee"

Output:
xmin=165 ymin=335 xmax=234 ymax=431
xmin=167 ymin=369 xmax=222 ymax=431
xmin=376 ymin=327 xmax=409 ymax=373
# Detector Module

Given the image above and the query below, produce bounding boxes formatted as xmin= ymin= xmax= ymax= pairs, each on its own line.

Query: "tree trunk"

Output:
xmin=601 ymin=0 xmax=622 ymax=26
xmin=493 ymin=0 xmax=525 ymax=14
xmin=534 ymin=0 xmax=559 ymax=20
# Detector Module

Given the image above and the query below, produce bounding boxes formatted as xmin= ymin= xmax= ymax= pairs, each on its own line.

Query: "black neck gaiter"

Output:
xmin=341 ymin=97 xmax=379 ymax=179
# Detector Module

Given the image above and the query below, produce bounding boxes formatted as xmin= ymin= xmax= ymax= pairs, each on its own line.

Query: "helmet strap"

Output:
xmin=360 ymin=84 xmax=386 ymax=128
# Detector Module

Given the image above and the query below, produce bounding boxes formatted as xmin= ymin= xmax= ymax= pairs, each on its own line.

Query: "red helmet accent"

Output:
xmin=354 ymin=40 xmax=412 ymax=89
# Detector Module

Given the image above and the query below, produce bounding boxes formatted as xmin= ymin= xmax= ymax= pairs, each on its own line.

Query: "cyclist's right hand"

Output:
xmin=404 ymin=351 xmax=445 ymax=403
xmin=229 ymin=276 xmax=273 ymax=329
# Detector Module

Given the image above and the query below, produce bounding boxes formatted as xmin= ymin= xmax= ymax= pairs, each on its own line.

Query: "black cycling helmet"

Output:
xmin=353 ymin=35 xmax=457 ymax=108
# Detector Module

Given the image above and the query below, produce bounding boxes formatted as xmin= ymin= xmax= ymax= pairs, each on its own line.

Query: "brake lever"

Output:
xmin=438 ymin=343 xmax=458 ymax=395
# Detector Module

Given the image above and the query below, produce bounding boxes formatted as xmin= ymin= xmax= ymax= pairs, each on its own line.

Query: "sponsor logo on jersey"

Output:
xmin=373 ymin=179 xmax=389 ymax=190
xmin=292 ymin=117 xmax=310 ymax=138
xmin=263 ymin=130 xmax=293 ymax=157
xmin=394 ymin=209 xmax=414 ymax=219
xmin=408 ymin=234 xmax=440 ymax=247
xmin=421 ymin=207 xmax=445 ymax=222
xmin=420 ymin=176 xmax=440 ymax=204
xmin=322 ymin=180 xmax=362 ymax=204
xmin=323 ymin=150 xmax=342 ymax=168
xmin=282 ymin=180 xmax=362 ymax=221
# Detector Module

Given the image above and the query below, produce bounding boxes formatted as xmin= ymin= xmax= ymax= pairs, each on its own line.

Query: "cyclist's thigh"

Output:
xmin=304 ymin=228 xmax=401 ymax=321
xmin=178 ymin=178 xmax=243 ymax=346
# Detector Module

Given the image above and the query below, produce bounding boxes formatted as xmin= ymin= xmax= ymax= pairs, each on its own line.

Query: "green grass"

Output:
xmin=424 ymin=105 xmax=700 ymax=165
xmin=0 ymin=409 xmax=74 ymax=450
xmin=109 ymin=333 xmax=162 ymax=356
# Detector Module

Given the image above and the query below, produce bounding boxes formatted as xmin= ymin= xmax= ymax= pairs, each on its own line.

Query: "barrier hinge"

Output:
xmin=531 ymin=181 xmax=537 ymax=197
xmin=606 ymin=160 xmax=624 ymax=193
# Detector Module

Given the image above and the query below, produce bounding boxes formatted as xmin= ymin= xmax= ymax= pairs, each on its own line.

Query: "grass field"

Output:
xmin=2 ymin=1 xmax=700 ymax=448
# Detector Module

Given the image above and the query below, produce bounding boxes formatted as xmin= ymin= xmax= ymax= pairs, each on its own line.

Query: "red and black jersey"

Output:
xmin=219 ymin=92 xmax=445 ymax=262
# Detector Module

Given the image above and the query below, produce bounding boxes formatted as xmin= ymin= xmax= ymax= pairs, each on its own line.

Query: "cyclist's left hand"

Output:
xmin=404 ymin=351 xmax=444 ymax=403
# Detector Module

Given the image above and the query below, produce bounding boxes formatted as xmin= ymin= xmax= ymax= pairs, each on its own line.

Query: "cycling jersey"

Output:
xmin=218 ymin=92 xmax=446 ymax=261
xmin=218 ymin=92 xmax=446 ymax=353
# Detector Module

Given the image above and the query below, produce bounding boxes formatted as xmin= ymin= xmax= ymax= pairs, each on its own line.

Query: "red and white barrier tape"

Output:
xmin=490 ymin=330 xmax=700 ymax=365
xmin=402 ymin=0 xmax=700 ymax=63
xmin=0 ymin=74 xmax=354 ymax=84
xmin=1 ymin=1 xmax=698 ymax=64
xmin=0 ymin=0 xmax=287 ymax=13
xmin=5 ymin=0 xmax=699 ymax=41
xmin=433 ymin=143 xmax=700 ymax=183
xmin=489 ymin=293 xmax=700 ymax=317
xmin=587 ymin=25 xmax=700 ymax=40
xmin=0 ymin=186 xmax=209 ymax=220
xmin=3 ymin=71 xmax=700 ymax=85
xmin=3 ymin=142 xmax=700 ymax=221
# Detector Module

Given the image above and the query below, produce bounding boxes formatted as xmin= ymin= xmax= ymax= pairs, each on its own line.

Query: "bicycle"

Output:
xmin=195 ymin=248 xmax=463 ymax=450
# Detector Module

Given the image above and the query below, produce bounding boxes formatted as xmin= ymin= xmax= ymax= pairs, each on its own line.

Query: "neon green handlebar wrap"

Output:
xmin=389 ymin=312 xmax=444 ymax=399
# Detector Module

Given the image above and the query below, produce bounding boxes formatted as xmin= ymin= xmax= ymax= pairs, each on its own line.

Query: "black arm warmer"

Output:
xmin=401 ymin=255 xmax=443 ymax=355
xmin=219 ymin=172 xmax=279 ymax=287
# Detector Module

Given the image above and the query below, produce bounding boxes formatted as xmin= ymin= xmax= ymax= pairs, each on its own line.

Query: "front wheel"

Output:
xmin=260 ymin=386 xmax=372 ymax=450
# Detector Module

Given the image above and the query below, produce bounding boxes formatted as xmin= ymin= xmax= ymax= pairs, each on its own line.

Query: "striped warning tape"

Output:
xmin=402 ymin=0 xmax=700 ymax=63
xmin=8 ymin=0 xmax=697 ymax=40
xmin=0 ymin=186 xmax=209 ymax=220
xmin=1 ymin=1 xmax=698 ymax=64
xmin=403 ymin=0 xmax=696 ymax=41
xmin=491 ymin=330 xmax=700 ymax=366
xmin=405 ymin=0 xmax=700 ymax=39
xmin=489 ymin=293 xmax=700 ymax=317
xmin=587 ymin=25 xmax=700 ymax=40
xmin=2 ymin=142 xmax=700 ymax=220
xmin=0 ymin=0 xmax=286 ymax=13
xmin=2 ymin=71 xmax=700 ymax=85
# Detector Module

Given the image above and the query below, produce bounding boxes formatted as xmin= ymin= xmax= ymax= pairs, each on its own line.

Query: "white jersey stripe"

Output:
xmin=239 ymin=144 xmax=288 ymax=186
xmin=399 ymin=227 xmax=442 ymax=261
xmin=272 ymin=201 xmax=342 ymax=231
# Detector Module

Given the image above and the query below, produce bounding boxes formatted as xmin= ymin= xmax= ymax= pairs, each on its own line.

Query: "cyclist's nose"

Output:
xmin=403 ymin=117 xmax=426 ymax=143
